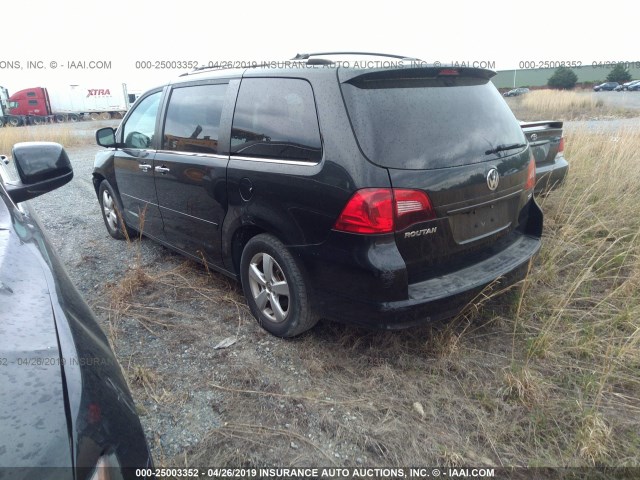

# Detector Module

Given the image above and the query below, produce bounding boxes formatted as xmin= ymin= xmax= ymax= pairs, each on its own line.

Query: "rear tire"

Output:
xmin=31 ymin=116 xmax=45 ymax=125
xmin=98 ymin=180 xmax=132 ymax=240
xmin=240 ymin=234 xmax=319 ymax=337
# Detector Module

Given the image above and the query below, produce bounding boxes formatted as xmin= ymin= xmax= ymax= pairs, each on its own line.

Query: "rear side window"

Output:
xmin=341 ymin=74 xmax=526 ymax=170
xmin=231 ymin=78 xmax=322 ymax=162
xmin=162 ymin=83 xmax=228 ymax=154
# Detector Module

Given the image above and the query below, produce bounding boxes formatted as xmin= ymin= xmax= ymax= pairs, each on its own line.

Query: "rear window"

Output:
xmin=341 ymin=73 xmax=525 ymax=170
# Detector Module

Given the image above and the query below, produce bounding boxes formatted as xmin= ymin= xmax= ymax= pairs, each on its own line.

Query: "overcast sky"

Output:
xmin=2 ymin=0 xmax=636 ymax=92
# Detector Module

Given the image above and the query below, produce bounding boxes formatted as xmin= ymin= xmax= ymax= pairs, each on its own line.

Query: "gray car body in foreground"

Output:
xmin=0 ymin=144 xmax=153 ymax=479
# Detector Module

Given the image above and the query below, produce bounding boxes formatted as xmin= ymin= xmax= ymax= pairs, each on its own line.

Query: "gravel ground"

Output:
xmin=565 ymin=116 xmax=640 ymax=132
xmin=591 ymin=90 xmax=640 ymax=109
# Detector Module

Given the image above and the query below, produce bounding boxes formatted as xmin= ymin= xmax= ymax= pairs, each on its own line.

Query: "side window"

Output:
xmin=231 ymin=78 xmax=322 ymax=162
xmin=162 ymin=83 xmax=227 ymax=154
xmin=28 ymin=100 xmax=38 ymax=105
xmin=122 ymin=91 xmax=161 ymax=149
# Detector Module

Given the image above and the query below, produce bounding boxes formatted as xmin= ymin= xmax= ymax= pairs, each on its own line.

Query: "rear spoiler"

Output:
xmin=339 ymin=66 xmax=496 ymax=84
xmin=519 ymin=120 xmax=564 ymax=130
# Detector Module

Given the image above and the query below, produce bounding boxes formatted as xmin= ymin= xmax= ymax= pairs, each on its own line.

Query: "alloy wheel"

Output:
xmin=102 ymin=189 xmax=118 ymax=232
xmin=248 ymin=252 xmax=290 ymax=323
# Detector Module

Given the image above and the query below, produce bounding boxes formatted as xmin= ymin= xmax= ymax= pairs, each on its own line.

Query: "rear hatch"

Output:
xmin=520 ymin=120 xmax=564 ymax=167
xmin=339 ymin=67 xmax=533 ymax=283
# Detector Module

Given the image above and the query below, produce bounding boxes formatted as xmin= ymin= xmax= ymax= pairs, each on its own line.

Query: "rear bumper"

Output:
xmin=535 ymin=155 xmax=569 ymax=195
xmin=311 ymin=233 xmax=539 ymax=329
xmin=291 ymin=202 xmax=542 ymax=329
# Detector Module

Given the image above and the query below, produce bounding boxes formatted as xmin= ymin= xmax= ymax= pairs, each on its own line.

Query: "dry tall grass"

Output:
xmin=524 ymin=90 xmax=604 ymax=115
xmin=519 ymin=127 xmax=640 ymax=465
xmin=0 ymin=124 xmax=84 ymax=153
xmin=506 ymin=89 xmax=636 ymax=121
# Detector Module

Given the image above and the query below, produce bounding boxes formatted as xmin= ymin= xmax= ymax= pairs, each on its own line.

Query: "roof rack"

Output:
xmin=179 ymin=64 xmax=238 ymax=76
xmin=179 ymin=52 xmax=423 ymax=77
xmin=292 ymin=51 xmax=421 ymax=61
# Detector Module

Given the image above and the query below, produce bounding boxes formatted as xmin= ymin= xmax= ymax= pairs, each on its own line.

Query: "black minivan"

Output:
xmin=94 ymin=53 xmax=542 ymax=337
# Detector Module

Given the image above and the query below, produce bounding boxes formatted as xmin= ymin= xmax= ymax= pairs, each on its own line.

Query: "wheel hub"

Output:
xmin=248 ymin=252 xmax=290 ymax=323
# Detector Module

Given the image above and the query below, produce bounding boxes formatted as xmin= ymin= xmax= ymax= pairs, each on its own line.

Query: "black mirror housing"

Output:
xmin=6 ymin=142 xmax=73 ymax=203
xmin=96 ymin=127 xmax=117 ymax=148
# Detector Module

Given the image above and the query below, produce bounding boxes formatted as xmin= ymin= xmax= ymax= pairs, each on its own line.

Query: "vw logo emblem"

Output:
xmin=530 ymin=133 xmax=538 ymax=141
xmin=487 ymin=168 xmax=500 ymax=191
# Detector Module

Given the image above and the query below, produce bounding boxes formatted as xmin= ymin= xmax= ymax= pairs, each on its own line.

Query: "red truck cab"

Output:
xmin=7 ymin=87 xmax=51 ymax=117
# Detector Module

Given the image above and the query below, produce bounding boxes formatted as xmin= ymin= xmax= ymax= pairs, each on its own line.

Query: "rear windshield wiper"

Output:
xmin=485 ymin=143 xmax=526 ymax=155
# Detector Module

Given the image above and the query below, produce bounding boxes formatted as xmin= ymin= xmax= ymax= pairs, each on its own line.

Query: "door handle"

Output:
xmin=155 ymin=166 xmax=170 ymax=174
xmin=139 ymin=163 xmax=152 ymax=172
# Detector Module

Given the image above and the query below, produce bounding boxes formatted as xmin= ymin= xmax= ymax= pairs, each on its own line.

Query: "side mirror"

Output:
xmin=96 ymin=127 xmax=117 ymax=148
xmin=6 ymin=142 xmax=73 ymax=203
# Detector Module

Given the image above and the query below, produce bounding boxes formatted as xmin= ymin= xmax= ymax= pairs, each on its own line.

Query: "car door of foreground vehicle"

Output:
xmin=153 ymin=81 xmax=236 ymax=268
xmin=113 ymin=89 xmax=165 ymax=239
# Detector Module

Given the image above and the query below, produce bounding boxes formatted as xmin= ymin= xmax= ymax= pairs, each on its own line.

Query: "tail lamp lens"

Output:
xmin=393 ymin=189 xmax=436 ymax=231
xmin=334 ymin=188 xmax=435 ymax=234
xmin=333 ymin=188 xmax=394 ymax=234
xmin=525 ymin=153 xmax=536 ymax=191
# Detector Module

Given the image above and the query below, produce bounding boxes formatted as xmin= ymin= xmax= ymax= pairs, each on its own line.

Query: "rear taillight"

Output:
xmin=557 ymin=137 xmax=565 ymax=154
xmin=334 ymin=188 xmax=436 ymax=234
xmin=524 ymin=153 xmax=536 ymax=191
xmin=393 ymin=189 xmax=436 ymax=231
xmin=333 ymin=188 xmax=394 ymax=234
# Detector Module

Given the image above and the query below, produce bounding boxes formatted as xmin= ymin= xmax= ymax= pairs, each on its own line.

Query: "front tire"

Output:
xmin=98 ymin=180 xmax=132 ymax=240
xmin=240 ymin=234 xmax=319 ymax=337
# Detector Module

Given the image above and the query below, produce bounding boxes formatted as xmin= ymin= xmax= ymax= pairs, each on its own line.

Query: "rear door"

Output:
xmin=114 ymin=89 xmax=164 ymax=239
xmin=153 ymin=81 xmax=235 ymax=267
xmin=339 ymin=68 xmax=532 ymax=283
